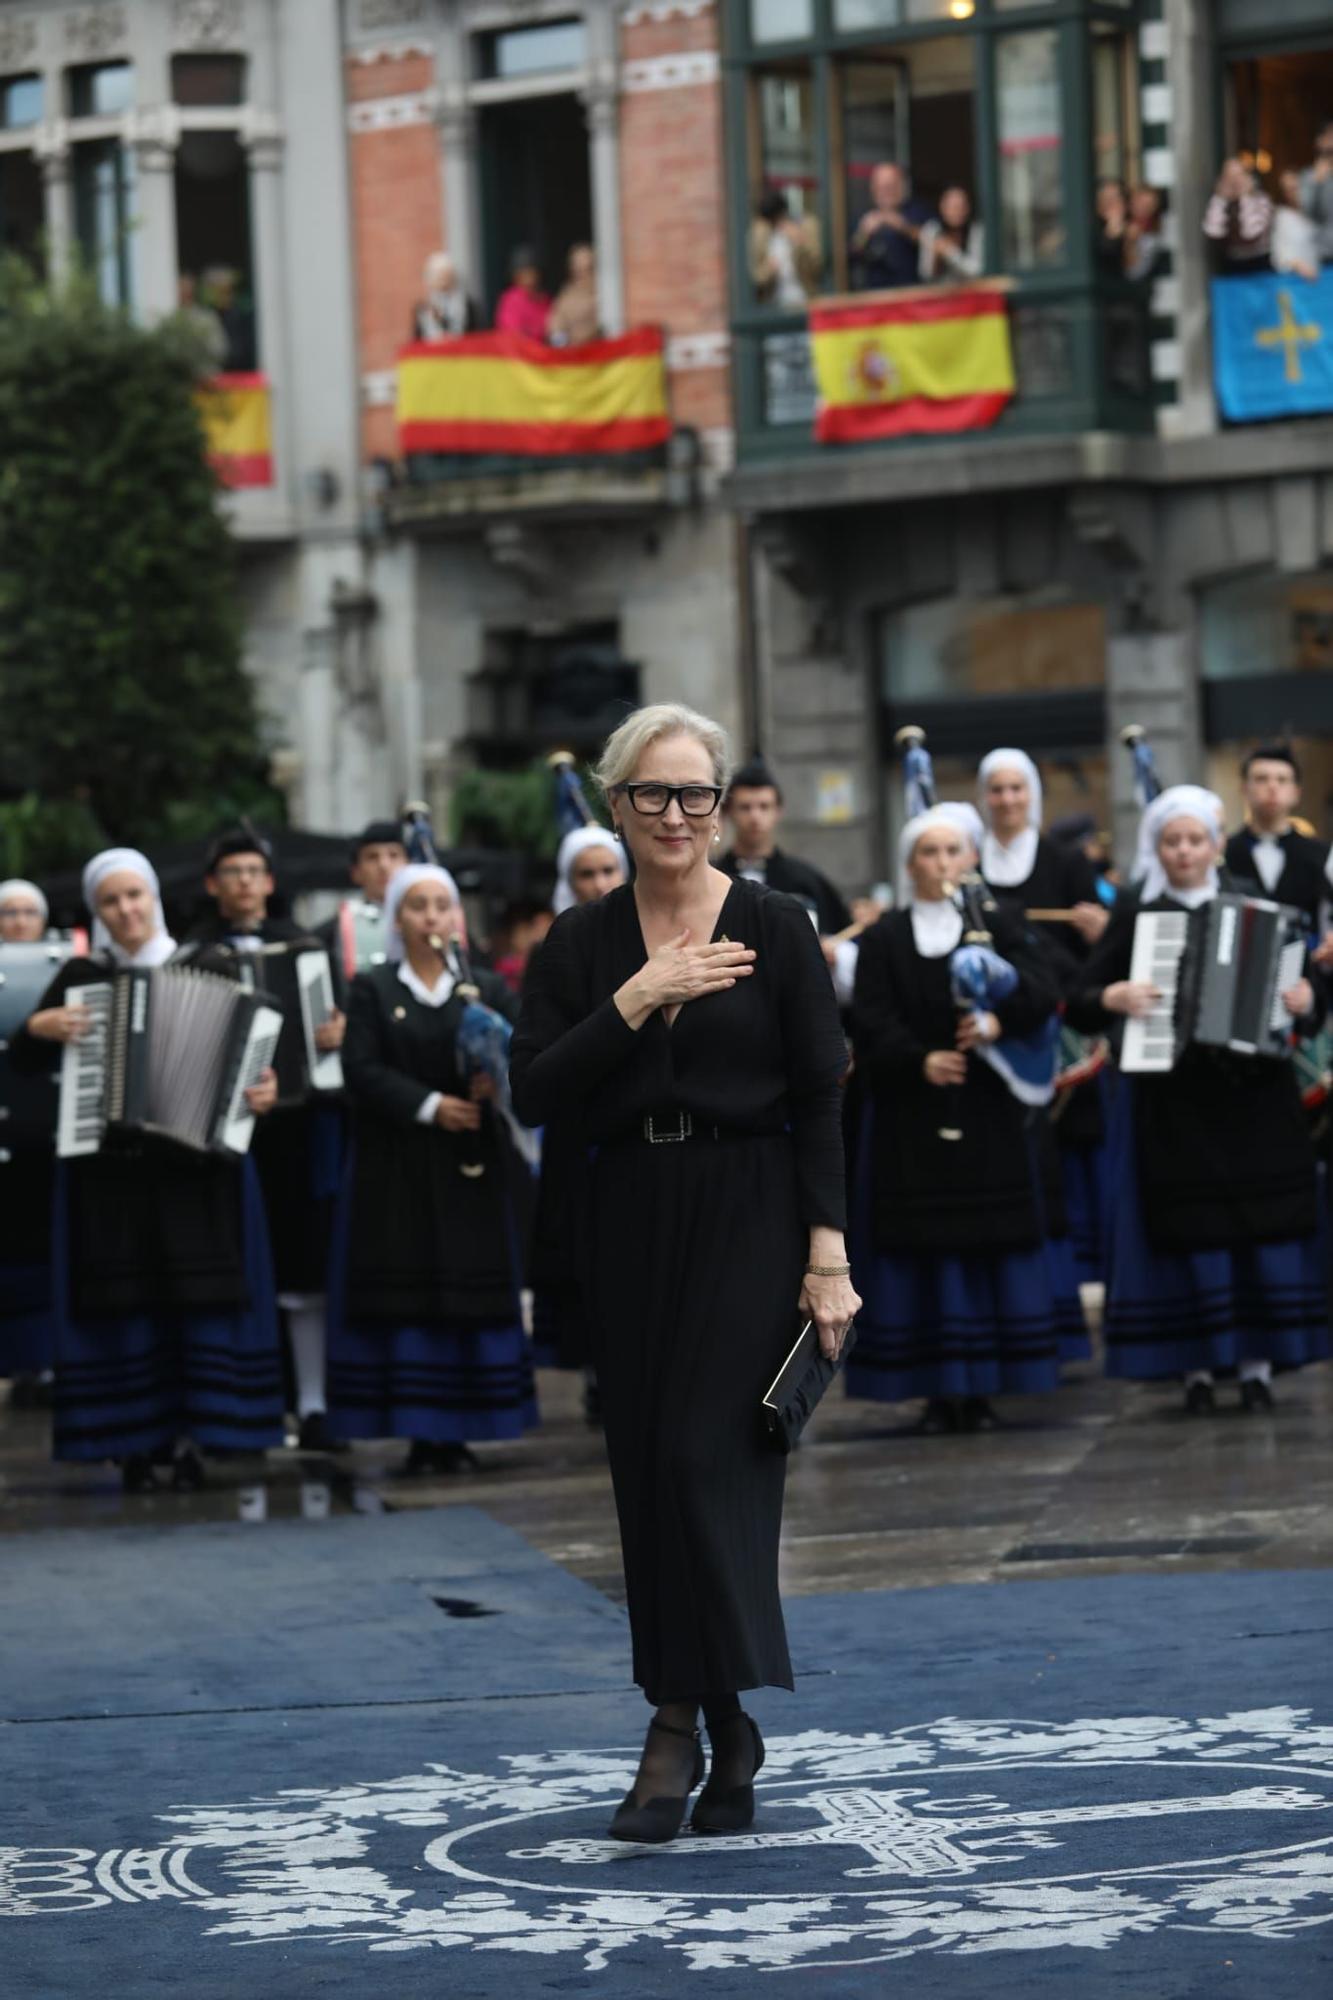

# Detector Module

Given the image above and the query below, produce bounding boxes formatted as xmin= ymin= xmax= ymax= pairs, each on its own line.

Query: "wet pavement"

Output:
xmin=4 ymin=1317 xmax=1331 ymax=1600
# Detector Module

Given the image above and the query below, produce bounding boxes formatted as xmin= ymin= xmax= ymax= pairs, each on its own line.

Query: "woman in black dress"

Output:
xmin=511 ymin=702 xmax=857 ymax=1845
xmin=327 ymin=863 xmax=537 ymax=1471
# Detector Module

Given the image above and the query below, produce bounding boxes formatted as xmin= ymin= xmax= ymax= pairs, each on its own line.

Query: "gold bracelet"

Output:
xmin=806 ymin=1262 xmax=851 ymax=1277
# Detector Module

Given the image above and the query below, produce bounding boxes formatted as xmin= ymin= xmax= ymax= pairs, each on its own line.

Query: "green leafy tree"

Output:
xmin=0 ymin=260 xmax=282 ymax=874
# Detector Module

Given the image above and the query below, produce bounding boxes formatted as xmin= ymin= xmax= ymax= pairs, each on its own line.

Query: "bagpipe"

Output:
xmin=406 ymin=800 xmax=542 ymax=1177
xmin=1120 ymin=722 xmax=1162 ymax=810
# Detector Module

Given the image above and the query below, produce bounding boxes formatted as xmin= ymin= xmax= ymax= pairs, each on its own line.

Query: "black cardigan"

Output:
xmin=1067 ymin=884 xmax=1323 ymax=1251
xmin=341 ymin=961 xmax=521 ymax=1322
xmin=850 ymin=907 xmax=1060 ymax=1253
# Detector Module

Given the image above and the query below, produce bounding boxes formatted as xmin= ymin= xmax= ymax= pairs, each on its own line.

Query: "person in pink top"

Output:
xmin=494 ymin=246 xmax=551 ymax=340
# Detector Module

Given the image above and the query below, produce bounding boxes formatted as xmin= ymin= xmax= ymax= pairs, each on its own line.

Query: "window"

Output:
xmin=1 ymin=73 xmax=42 ymax=127
xmin=0 ymin=152 xmax=43 ymax=272
xmin=1092 ymin=27 xmax=1139 ymax=192
xmin=68 ymin=62 xmax=133 ymax=118
xmin=175 ymin=133 xmax=257 ymax=369
xmin=73 ymin=140 xmax=136 ymax=307
xmin=751 ymin=0 xmax=814 ymax=45
xmin=478 ymin=20 xmax=587 ymax=80
xmin=839 ymin=37 xmax=977 ymax=289
xmin=995 ymin=30 xmax=1065 ymax=269
xmin=172 ymin=55 xmax=246 ymax=106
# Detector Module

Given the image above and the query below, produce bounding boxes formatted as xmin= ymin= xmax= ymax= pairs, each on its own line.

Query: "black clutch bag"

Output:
xmin=761 ymin=1318 xmax=857 ymax=1455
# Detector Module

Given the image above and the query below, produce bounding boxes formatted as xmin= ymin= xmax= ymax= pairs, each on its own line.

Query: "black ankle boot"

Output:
xmin=608 ymin=1718 xmax=705 ymax=1844
xmin=692 ymin=1714 xmax=765 ymax=1835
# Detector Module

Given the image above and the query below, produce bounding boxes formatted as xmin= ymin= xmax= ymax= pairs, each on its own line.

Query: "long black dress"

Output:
xmin=327 ymin=962 xmax=536 ymax=1443
xmin=510 ymin=877 xmax=847 ymax=1705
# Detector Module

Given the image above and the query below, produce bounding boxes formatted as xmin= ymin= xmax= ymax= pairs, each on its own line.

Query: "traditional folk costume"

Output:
xmin=979 ymin=749 xmax=1103 ymax=1338
xmin=10 ymin=851 xmax=282 ymax=1485
xmin=530 ymin=828 xmax=627 ymax=1378
xmin=327 ymin=865 xmax=537 ymax=1460
xmin=846 ymin=814 xmax=1066 ymax=1424
xmin=512 ymin=876 xmax=847 ymax=1703
xmin=1068 ymin=788 xmax=1330 ymax=1407
xmin=1224 ymin=824 xmax=1331 ymax=935
xmin=182 ymin=882 xmax=341 ymax=1446
xmin=0 ymin=882 xmax=59 ymax=1394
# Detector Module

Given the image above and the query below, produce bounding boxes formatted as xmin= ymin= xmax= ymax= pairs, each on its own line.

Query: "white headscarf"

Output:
xmin=1134 ymin=785 xmax=1224 ymax=907
xmin=898 ymin=810 xmax=965 ymax=957
xmin=81 ymin=848 xmax=176 ymax=966
xmin=384 ymin=862 xmax=464 ymax=962
xmin=553 ymin=826 xmax=626 ymax=915
xmin=978 ymin=748 xmax=1043 ymax=887
xmin=0 ymin=878 xmax=48 ymax=927
xmin=932 ymin=801 xmax=985 ymax=862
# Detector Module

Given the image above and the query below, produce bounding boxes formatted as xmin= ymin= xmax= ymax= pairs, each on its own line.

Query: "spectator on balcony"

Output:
xmin=495 ymin=247 xmax=551 ymax=341
xmin=1124 ymin=185 xmax=1166 ymax=282
xmin=177 ymin=271 xmax=227 ymax=372
xmin=849 ymin=162 xmax=929 ymax=292
xmin=549 ymin=244 xmax=602 ymax=347
xmin=1299 ymin=121 xmax=1333 ymax=265
xmin=201 ymin=266 xmax=256 ymax=372
xmin=749 ymin=190 xmax=821 ymax=307
xmin=1203 ymin=159 xmax=1272 ymax=276
xmin=1094 ymin=179 xmax=1129 ymax=275
xmin=919 ymin=187 xmax=984 ymax=282
xmin=412 ymin=252 xmax=481 ymax=340
xmin=1275 ymin=171 xmax=1321 ymax=281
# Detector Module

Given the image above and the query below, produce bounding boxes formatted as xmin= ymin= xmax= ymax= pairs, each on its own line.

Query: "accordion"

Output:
xmin=1121 ymin=894 xmax=1307 ymax=1075
xmin=233 ymin=941 xmax=343 ymax=1105
xmin=336 ymin=898 xmax=390 ymax=979
xmin=0 ymin=938 xmax=84 ymax=1160
xmin=57 ymin=966 xmax=283 ymax=1159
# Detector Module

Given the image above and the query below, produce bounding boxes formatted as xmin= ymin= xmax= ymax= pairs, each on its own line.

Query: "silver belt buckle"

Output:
xmin=645 ymin=1110 xmax=692 ymax=1144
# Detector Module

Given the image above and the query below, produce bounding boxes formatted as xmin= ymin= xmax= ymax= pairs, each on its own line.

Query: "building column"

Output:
xmin=34 ymin=121 xmax=72 ymax=278
xmin=240 ymin=112 xmax=292 ymax=479
xmin=1160 ymin=0 xmax=1217 ymax=437
xmin=127 ymin=106 xmax=181 ymax=322
xmin=583 ymin=72 xmax=624 ymax=335
xmin=435 ymin=92 xmax=480 ymax=293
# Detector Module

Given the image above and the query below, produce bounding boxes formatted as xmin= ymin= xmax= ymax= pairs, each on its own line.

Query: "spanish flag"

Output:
xmin=396 ymin=328 xmax=671 ymax=456
xmin=810 ymin=286 xmax=1015 ymax=444
xmin=195 ymin=373 xmax=274 ymax=487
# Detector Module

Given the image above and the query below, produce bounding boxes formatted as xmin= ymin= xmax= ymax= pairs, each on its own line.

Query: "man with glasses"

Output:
xmin=1301 ymin=121 xmax=1333 ymax=266
xmin=183 ymin=828 xmax=345 ymax=1453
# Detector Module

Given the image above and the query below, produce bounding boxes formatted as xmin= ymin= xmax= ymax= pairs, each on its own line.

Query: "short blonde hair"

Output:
xmin=595 ymin=703 xmax=733 ymax=797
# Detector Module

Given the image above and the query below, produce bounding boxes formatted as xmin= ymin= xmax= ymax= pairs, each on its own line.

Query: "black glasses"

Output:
xmin=620 ymin=782 xmax=723 ymax=818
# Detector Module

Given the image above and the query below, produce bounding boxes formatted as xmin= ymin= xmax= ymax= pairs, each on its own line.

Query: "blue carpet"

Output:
xmin=2 ymin=1513 xmax=1331 ymax=1997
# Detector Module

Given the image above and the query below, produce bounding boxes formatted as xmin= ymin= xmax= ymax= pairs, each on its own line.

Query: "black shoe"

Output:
xmin=915 ymin=1397 xmax=959 ymax=1436
xmin=397 ymin=1439 xmax=437 ymax=1478
xmin=298 ymin=1412 xmax=347 ymax=1454
xmin=608 ymin=1719 xmax=705 ymax=1844
xmin=1184 ymin=1380 xmax=1216 ymax=1417
xmin=959 ymin=1396 xmax=998 ymax=1434
xmin=433 ymin=1441 xmax=482 ymax=1474
xmin=583 ymin=1378 xmax=603 ymax=1428
xmin=121 ymin=1454 xmax=160 ymax=1494
xmin=692 ymin=1714 xmax=765 ymax=1835
xmin=1239 ymin=1377 xmax=1275 ymax=1414
xmin=171 ymin=1445 xmax=205 ymax=1492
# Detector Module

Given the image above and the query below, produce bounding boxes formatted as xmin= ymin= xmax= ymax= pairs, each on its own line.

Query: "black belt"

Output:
xmin=607 ymin=1110 xmax=778 ymax=1146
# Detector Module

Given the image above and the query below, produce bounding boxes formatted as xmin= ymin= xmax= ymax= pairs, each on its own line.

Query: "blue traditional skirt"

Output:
xmin=325 ymin=1158 xmax=538 ymax=1445
xmin=847 ymin=1112 xmax=1064 ymax=1404
xmin=0 ymin=1261 xmax=54 ymax=1377
xmin=1102 ymin=1086 xmax=1330 ymax=1381
xmin=50 ymin=1160 xmax=284 ymax=1462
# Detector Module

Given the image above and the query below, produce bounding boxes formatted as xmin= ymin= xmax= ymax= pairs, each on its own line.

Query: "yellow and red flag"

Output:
xmin=810 ymin=285 xmax=1014 ymax=443
xmin=396 ymin=328 xmax=671 ymax=456
xmin=195 ymin=373 xmax=274 ymax=487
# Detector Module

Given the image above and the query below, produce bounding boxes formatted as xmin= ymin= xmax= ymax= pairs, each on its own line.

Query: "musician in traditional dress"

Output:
xmin=978 ymin=747 xmax=1111 ymax=1292
xmin=318 ymin=818 xmax=409 ymax=1001
xmin=512 ymin=703 xmax=855 ymax=1844
xmin=720 ymin=755 xmax=852 ymax=936
xmin=327 ymin=863 xmax=536 ymax=1474
xmin=1224 ymin=745 xmax=1330 ymax=936
xmin=0 ymin=880 xmax=58 ymax=1404
xmin=847 ymin=812 xmax=1065 ymax=1434
xmin=530 ymin=826 xmax=628 ymax=1405
xmin=1068 ymin=786 xmax=1329 ymax=1414
xmin=11 ymin=848 xmax=281 ymax=1490
xmin=183 ymin=828 xmax=346 ymax=1452
xmin=0 ymin=879 xmax=48 ymax=942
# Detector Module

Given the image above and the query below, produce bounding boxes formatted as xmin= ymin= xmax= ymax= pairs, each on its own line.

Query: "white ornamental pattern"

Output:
xmin=3 ymin=1710 xmax=1333 ymax=1970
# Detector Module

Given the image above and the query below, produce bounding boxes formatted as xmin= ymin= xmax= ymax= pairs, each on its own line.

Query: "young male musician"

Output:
xmin=183 ymin=827 xmax=345 ymax=1450
xmin=719 ymin=756 xmax=857 ymax=1003
xmin=318 ymin=819 xmax=408 ymax=1000
xmin=1225 ymin=745 xmax=1330 ymax=936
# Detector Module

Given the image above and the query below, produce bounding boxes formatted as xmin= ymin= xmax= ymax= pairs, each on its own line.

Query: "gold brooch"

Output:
xmin=393 ymin=1005 xmax=406 ymax=1020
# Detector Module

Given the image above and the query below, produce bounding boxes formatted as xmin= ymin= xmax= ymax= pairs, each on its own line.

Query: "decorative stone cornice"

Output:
xmin=171 ymin=0 xmax=244 ymax=49
xmin=0 ymin=14 xmax=39 ymax=69
xmin=64 ymin=5 xmax=129 ymax=61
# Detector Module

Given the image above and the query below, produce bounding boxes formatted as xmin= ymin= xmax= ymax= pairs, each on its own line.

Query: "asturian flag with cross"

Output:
xmin=1211 ymin=269 xmax=1333 ymax=423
